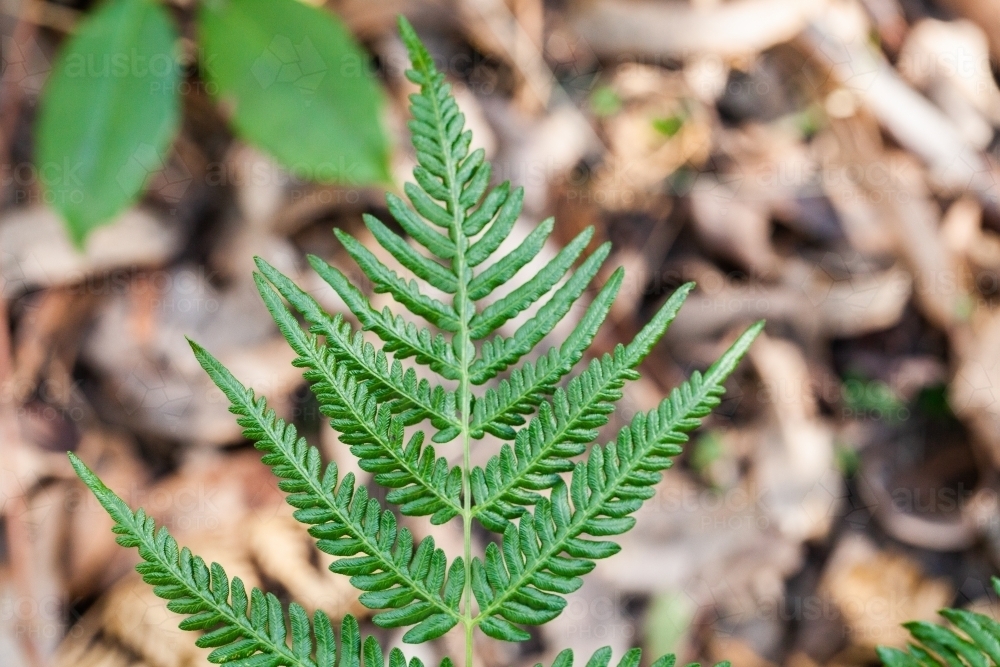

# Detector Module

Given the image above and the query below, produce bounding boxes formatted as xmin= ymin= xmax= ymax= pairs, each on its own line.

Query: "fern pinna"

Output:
xmin=70 ymin=16 xmax=762 ymax=667
xmin=876 ymin=576 xmax=1000 ymax=667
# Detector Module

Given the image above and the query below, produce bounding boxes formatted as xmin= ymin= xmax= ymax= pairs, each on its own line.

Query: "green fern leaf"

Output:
xmin=467 ymin=228 xmax=595 ymax=340
xmin=466 ymin=217 xmax=553 ymax=301
xmin=471 ymin=322 xmax=763 ymax=637
xmin=878 ymin=577 xmax=1000 ymax=667
xmin=363 ymin=213 xmax=459 ymax=293
xmin=290 ymin=253 xmax=461 ymax=380
xmin=255 ymin=257 xmax=462 ymax=439
xmin=469 ymin=267 xmax=623 ymax=438
xmin=70 ymin=14 xmax=764 ymax=663
xmin=186 ymin=341 xmax=463 ymax=642
xmin=385 ymin=191 xmax=456 ymax=259
xmin=465 ymin=183 xmax=521 ymax=264
xmin=68 ymin=452 xmax=435 ymax=666
xmin=467 ymin=239 xmax=611 ymax=384
xmin=469 ymin=283 xmax=700 ymax=531
xmin=253 ymin=274 xmax=463 ymax=523
xmin=535 ymin=646 xmax=730 ymax=667
xmin=335 ymin=228 xmax=461 ymax=332
xmin=539 ymin=647 xmax=729 ymax=667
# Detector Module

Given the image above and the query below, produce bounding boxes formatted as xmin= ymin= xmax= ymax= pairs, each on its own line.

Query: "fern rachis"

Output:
xmin=69 ymin=15 xmax=764 ymax=667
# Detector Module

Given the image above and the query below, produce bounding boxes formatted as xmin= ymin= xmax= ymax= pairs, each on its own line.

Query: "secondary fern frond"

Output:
xmin=297 ymin=254 xmax=461 ymax=380
xmin=466 ymin=228 xmax=596 ymax=340
xmin=542 ymin=648 xmax=729 ymax=667
xmin=468 ymin=238 xmax=610 ymax=384
xmin=334 ymin=228 xmax=462 ymax=331
xmin=878 ymin=577 xmax=1000 ymax=667
xmin=469 ymin=283 xmax=699 ymax=532
xmin=188 ymin=341 xmax=464 ymax=643
xmin=469 ymin=268 xmax=623 ymax=437
xmin=470 ymin=322 xmax=764 ymax=641
xmin=255 ymin=258 xmax=462 ymax=442
xmin=68 ymin=453 xmax=439 ymax=667
xmin=253 ymin=274 xmax=463 ymax=524
xmin=364 ymin=213 xmax=459 ymax=294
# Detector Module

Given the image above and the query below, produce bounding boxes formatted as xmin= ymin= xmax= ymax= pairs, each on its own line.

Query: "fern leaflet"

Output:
xmin=68 ymin=453 xmax=439 ymax=667
xmin=878 ymin=576 xmax=1000 ymax=667
xmin=189 ymin=342 xmax=464 ymax=642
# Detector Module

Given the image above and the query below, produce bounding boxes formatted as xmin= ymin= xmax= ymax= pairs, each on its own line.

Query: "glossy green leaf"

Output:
xmin=36 ymin=0 xmax=180 ymax=245
xmin=198 ymin=0 xmax=390 ymax=185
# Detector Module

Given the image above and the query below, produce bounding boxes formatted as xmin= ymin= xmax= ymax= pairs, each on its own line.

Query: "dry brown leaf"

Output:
xmin=0 ymin=207 xmax=182 ymax=299
xmin=248 ymin=513 xmax=363 ymax=618
xmin=80 ymin=281 xmax=302 ymax=445
xmin=749 ymin=333 xmax=840 ymax=542
xmin=950 ymin=308 xmax=1000 ymax=468
xmin=572 ymin=0 xmax=828 ymax=59
xmin=802 ymin=0 xmax=993 ymax=198
xmin=898 ymin=19 xmax=1000 ymax=147
xmin=819 ymin=535 xmax=952 ymax=653
xmin=690 ymin=177 xmax=781 ymax=279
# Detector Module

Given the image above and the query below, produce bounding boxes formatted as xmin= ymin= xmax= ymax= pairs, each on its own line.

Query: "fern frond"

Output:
xmin=469 ymin=268 xmax=623 ymax=437
xmin=68 ymin=15 xmax=765 ymax=665
xmin=468 ymin=240 xmax=611 ymax=384
xmin=382 ymin=18 xmax=611 ymax=350
xmin=255 ymin=258 xmax=462 ymax=441
xmin=295 ymin=254 xmax=461 ymax=380
xmin=470 ymin=322 xmax=764 ymax=640
xmin=466 ymin=217 xmax=553 ymax=301
xmin=469 ymin=283 xmax=697 ymax=532
xmin=466 ymin=227 xmax=594 ymax=340
xmin=363 ymin=213 xmax=458 ymax=294
xmin=398 ymin=14 xmax=481 ymax=235
xmin=465 ymin=183 xmax=521 ymax=265
xmin=68 ymin=453 xmax=442 ymax=666
xmin=335 ymin=228 xmax=461 ymax=332
xmin=385 ymin=192 xmax=456 ymax=259
xmin=254 ymin=274 xmax=463 ymax=524
xmin=540 ymin=647 xmax=730 ymax=667
xmin=187 ymin=341 xmax=464 ymax=643
xmin=878 ymin=577 xmax=1000 ymax=667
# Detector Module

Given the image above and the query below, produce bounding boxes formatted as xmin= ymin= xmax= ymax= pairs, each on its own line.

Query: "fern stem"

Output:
xmin=413 ymin=40 xmax=478 ymax=664
xmin=452 ymin=136 xmax=476 ymax=667
xmin=458 ymin=293 xmax=475 ymax=667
